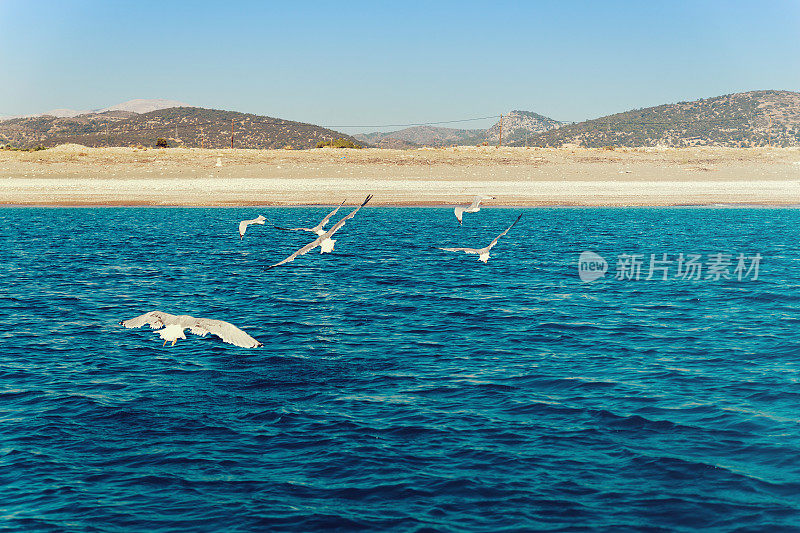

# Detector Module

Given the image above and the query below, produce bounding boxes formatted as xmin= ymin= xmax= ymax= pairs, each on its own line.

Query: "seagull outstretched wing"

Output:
xmin=468 ymin=196 xmax=484 ymax=209
xmin=239 ymin=215 xmax=267 ymax=239
xmin=318 ymin=198 xmax=347 ymax=228
xmin=189 ymin=318 xmax=263 ymax=348
xmin=437 ymin=247 xmax=479 ymax=255
xmin=273 ymin=199 xmax=347 ymax=233
xmin=486 ymin=214 xmax=522 ymax=250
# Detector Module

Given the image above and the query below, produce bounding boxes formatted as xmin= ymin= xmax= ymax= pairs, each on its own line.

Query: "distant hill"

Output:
xmin=0 ymin=106 xmax=362 ymax=149
xmin=517 ymin=90 xmax=800 ymax=148
xmin=354 ymin=112 xmax=563 ymax=148
xmin=355 ymin=125 xmax=486 ymax=147
xmin=0 ymin=98 xmax=189 ymax=121
xmin=100 ymin=98 xmax=191 ymax=114
xmin=486 ymin=110 xmax=566 ymax=144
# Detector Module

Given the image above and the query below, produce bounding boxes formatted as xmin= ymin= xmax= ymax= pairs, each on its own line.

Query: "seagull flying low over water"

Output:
xmin=438 ymin=214 xmax=522 ymax=263
xmin=239 ymin=215 xmax=268 ymax=239
xmin=272 ymin=199 xmax=347 ymax=236
xmin=454 ymin=195 xmax=496 ymax=225
xmin=120 ymin=311 xmax=263 ymax=348
xmin=267 ymin=195 xmax=372 ymax=269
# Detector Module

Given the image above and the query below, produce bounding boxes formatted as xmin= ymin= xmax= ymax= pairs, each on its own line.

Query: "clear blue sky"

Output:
xmin=1 ymin=0 xmax=799 ymax=133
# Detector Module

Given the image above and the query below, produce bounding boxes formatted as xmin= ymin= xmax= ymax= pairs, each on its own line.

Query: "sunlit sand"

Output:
xmin=1 ymin=144 xmax=798 ymax=206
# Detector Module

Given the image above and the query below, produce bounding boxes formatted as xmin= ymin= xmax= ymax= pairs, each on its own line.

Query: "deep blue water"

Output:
xmin=1 ymin=207 xmax=799 ymax=532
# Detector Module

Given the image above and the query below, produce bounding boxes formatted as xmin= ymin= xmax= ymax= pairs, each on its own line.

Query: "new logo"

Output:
xmin=578 ymin=251 xmax=607 ymax=282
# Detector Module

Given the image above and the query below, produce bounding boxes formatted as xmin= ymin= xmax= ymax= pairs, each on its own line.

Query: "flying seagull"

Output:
xmin=239 ymin=215 xmax=267 ymax=239
xmin=267 ymin=194 xmax=373 ymax=269
xmin=454 ymin=195 xmax=495 ymax=225
xmin=438 ymin=214 xmax=522 ymax=263
xmin=120 ymin=311 xmax=263 ymax=348
xmin=272 ymin=199 xmax=347 ymax=236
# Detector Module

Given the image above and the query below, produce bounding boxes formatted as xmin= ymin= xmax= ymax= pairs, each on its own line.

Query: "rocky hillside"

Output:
xmin=355 ymin=125 xmax=486 ymax=147
xmin=519 ymin=90 xmax=800 ymax=148
xmin=0 ymin=106 xmax=362 ymax=149
xmin=486 ymin=110 xmax=566 ymax=144
xmin=354 ymin=112 xmax=563 ymax=148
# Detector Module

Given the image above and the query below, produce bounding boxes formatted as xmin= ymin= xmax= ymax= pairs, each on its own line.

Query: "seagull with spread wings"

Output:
xmin=454 ymin=195 xmax=495 ymax=225
xmin=437 ymin=214 xmax=522 ymax=263
xmin=267 ymin=195 xmax=372 ymax=269
xmin=272 ymin=199 xmax=347 ymax=236
xmin=120 ymin=311 xmax=263 ymax=348
xmin=239 ymin=215 xmax=268 ymax=240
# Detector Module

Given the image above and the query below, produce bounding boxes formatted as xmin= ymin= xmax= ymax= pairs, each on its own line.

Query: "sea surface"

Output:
xmin=1 ymin=207 xmax=799 ymax=532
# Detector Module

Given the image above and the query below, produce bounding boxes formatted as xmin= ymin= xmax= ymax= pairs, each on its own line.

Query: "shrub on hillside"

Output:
xmin=155 ymin=138 xmax=170 ymax=148
xmin=316 ymin=138 xmax=362 ymax=149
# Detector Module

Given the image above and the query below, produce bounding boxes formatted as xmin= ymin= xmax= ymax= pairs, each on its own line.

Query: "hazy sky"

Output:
xmin=1 ymin=0 xmax=799 ymax=132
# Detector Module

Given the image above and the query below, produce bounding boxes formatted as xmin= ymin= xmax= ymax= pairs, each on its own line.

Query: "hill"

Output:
xmin=355 ymin=125 xmax=486 ymax=147
xmin=486 ymin=110 xmax=566 ymax=144
xmin=354 ymin=112 xmax=563 ymax=148
xmin=0 ymin=106 xmax=362 ymax=149
xmin=517 ymin=90 xmax=800 ymax=148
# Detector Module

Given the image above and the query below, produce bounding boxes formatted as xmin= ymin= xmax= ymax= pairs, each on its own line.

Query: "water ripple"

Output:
xmin=0 ymin=207 xmax=798 ymax=531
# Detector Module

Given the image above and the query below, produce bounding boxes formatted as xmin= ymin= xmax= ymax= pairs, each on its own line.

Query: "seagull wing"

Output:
xmin=437 ymin=247 xmax=480 ymax=255
xmin=267 ymin=238 xmax=324 ymax=268
xmin=240 ymin=217 xmax=269 ymax=238
xmin=486 ymin=214 xmax=522 ymax=250
xmin=318 ymin=199 xmax=347 ymax=228
xmin=468 ymin=196 xmax=484 ymax=209
xmin=189 ymin=318 xmax=263 ymax=348
xmin=322 ymin=194 xmax=372 ymax=237
xmin=119 ymin=310 xmax=179 ymax=330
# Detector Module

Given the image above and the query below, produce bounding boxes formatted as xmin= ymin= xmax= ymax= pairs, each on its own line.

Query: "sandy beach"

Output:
xmin=1 ymin=144 xmax=799 ymax=206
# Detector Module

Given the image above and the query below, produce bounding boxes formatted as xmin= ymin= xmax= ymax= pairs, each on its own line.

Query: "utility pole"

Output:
xmin=200 ymin=126 xmax=204 ymax=149
xmin=231 ymin=119 xmax=234 ymax=149
xmin=497 ymin=114 xmax=503 ymax=148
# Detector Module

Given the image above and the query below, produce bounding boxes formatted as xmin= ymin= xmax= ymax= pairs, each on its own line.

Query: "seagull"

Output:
xmin=120 ymin=311 xmax=263 ymax=348
xmin=454 ymin=195 xmax=495 ymax=225
xmin=239 ymin=215 xmax=267 ymax=239
xmin=437 ymin=214 xmax=522 ymax=263
xmin=272 ymin=199 xmax=347 ymax=236
xmin=267 ymin=195 xmax=372 ymax=269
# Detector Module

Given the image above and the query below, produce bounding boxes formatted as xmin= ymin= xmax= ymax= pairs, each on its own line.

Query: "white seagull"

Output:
xmin=239 ymin=215 xmax=267 ymax=239
xmin=438 ymin=214 xmax=522 ymax=263
xmin=120 ymin=311 xmax=263 ymax=348
xmin=267 ymin=195 xmax=372 ymax=269
xmin=272 ymin=199 xmax=347 ymax=236
xmin=454 ymin=195 xmax=495 ymax=225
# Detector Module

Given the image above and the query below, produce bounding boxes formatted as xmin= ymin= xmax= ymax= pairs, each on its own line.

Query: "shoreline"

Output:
xmin=0 ymin=202 xmax=800 ymax=210
xmin=2 ymin=145 xmax=799 ymax=207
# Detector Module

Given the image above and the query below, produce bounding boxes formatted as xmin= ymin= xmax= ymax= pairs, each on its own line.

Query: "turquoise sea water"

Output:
xmin=1 ymin=207 xmax=799 ymax=531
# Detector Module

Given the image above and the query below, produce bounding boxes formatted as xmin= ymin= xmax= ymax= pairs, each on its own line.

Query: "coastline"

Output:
xmin=2 ymin=145 xmax=799 ymax=207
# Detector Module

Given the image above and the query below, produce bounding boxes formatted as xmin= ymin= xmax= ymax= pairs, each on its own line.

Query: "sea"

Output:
xmin=1 ymin=207 xmax=798 ymax=532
